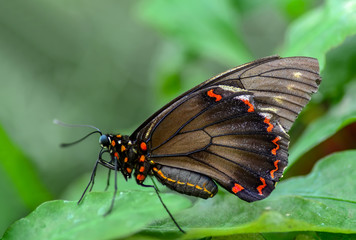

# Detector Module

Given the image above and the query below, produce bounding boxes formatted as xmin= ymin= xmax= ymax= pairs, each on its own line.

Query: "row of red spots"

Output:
xmin=271 ymin=137 xmax=280 ymax=155
xmin=207 ymin=89 xmax=222 ymax=102
xmin=232 ymin=183 xmax=244 ymax=194
xmin=257 ymin=177 xmax=266 ymax=195
xmin=270 ymin=160 xmax=280 ymax=179
xmin=241 ymin=99 xmax=254 ymax=112
xmin=264 ymin=117 xmax=273 ymax=132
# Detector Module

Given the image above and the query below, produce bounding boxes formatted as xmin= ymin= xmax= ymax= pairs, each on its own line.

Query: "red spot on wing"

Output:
xmin=264 ymin=117 xmax=273 ymax=132
xmin=140 ymin=142 xmax=147 ymax=151
xmin=241 ymin=99 xmax=254 ymax=112
xmin=271 ymin=137 xmax=281 ymax=155
xmin=207 ymin=89 xmax=222 ymax=101
xmin=270 ymin=160 xmax=280 ymax=179
xmin=257 ymin=177 xmax=267 ymax=195
xmin=139 ymin=155 xmax=145 ymax=162
xmin=114 ymin=152 xmax=119 ymax=158
xmin=232 ymin=183 xmax=244 ymax=194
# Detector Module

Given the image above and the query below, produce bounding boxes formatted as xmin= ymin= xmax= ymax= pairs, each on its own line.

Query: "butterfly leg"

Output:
xmin=105 ymin=168 xmax=111 ymax=191
xmin=104 ymin=156 xmax=118 ymax=216
xmin=141 ymin=178 xmax=186 ymax=234
xmin=78 ymin=159 xmax=99 ymax=204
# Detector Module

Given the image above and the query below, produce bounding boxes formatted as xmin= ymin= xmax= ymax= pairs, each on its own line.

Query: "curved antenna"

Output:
xmin=60 ymin=130 xmax=102 ymax=147
xmin=54 ymin=119 xmax=103 ymax=147
xmin=53 ymin=119 xmax=102 ymax=133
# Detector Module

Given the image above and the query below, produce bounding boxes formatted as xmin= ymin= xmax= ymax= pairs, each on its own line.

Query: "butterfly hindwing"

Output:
xmin=145 ymin=86 xmax=287 ymax=201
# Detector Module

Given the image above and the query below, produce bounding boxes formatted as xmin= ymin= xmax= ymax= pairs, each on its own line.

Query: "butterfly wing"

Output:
xmin=131 ymin=56 xmax=321 ymax=201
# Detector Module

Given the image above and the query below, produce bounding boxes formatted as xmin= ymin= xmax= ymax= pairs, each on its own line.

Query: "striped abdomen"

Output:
xmin=153 ymin=165 xmax=218 ymax=199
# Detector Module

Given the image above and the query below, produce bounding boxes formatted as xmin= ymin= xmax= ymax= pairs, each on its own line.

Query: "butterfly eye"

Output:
xmin=99 ymin=135 xmax=110 ymax=147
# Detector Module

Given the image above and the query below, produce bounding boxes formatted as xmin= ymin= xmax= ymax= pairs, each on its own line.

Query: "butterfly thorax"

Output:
xmin=99 ymin=134 xmax=150 ymax=184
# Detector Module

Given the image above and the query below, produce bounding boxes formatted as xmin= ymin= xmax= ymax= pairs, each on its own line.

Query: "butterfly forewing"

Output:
xmin=131 ymin=56 xmax=321 ymax=202
xmin=204 ymin=56 xmax=321 ymax=131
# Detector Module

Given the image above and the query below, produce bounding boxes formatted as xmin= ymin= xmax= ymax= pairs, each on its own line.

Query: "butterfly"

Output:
xmin=75 ymin=55 xmax=321 ymax=232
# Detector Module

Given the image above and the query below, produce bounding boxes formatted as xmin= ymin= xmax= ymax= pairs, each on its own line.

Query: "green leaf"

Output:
xmin=0 ymin=163 xmax=27 ymax=237
xmin=148 ymin=150 xmax=356 ymax=238
xmin=288 ymin=80 xmax=356 ymax=169
xmin=319 ymin=35 xmax=356 ymax=102
xmin=276 ymin=150 xmax=356 ymax=203
xmin=282 ymin=0 xmax=356 ymax=70
xmin=263 ymin=232 xmax=356 ymax=240
xmin=2 ymin=191 xmax=191 ymax=240
xmin=138 ymin=0 xmax=253 ymax=65
xmin=0 ymin=125 xmax=52 ymax=209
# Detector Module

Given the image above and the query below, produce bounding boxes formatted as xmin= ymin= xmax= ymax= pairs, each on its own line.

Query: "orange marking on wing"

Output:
xmin=124 ymin=157 xmax=128 ymax=163
xmin=271 ymin=136 xmax=281 ymax=155
xmin=126 ymin=168 xmax=132 ymax=174
xmin=270 ymin=160 xmax=280 ymax=179
xmin=139 ymin=166 xmax=145 ymax=172
xmin=116 ymin=135 xmax=121 ymax=138
xmin=121 ymin=145 xmax=126 ymax=152
xmin=241 ymin=99 xmax=254 ymax=112
xmin=257 ymin=177 xmax=267 ymax=195
xmin=207 ymin=89 xmax=222 ymax=102
xmin=264 ymin=117 xmax=273 ymax=132
xmin=139 ymin=155 xmax=145 ymax=162
xmin=137 ymin=174 xmax=145 ymax=181
xmin=232 ymin=183 xmax=244 ymax=194
xmin=140 ymin=142 xmax=147 ymax=151
xmin=114 ymin=152 xmax=119 ymax=158
xmin=111 ymin=140 xmax=116 ymax=147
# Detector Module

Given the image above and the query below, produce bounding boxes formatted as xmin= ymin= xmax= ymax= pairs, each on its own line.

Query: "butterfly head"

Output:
xmin=99 ymin=134 xmax=111 ymax=148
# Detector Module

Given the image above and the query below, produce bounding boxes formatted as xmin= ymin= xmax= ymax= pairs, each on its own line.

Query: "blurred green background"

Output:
xmin=1 ymin=0 xmax=356 ymax=239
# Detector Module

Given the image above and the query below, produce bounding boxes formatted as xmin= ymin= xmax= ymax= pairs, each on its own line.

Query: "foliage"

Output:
xmin=0 ymin=0 xmax=355 ymax=239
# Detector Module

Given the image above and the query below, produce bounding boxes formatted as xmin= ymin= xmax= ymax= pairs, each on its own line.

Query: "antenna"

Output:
xmin=54 ymin=119 xmax=102 ymax=147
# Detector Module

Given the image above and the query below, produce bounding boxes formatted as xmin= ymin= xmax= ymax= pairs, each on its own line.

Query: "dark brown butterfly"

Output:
xmin=77 ymin=55 xmax=321 ymax=232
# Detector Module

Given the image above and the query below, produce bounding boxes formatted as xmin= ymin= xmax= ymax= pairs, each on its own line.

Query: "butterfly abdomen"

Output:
xmin=152 ymin=165 xmax=218 ymax=199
